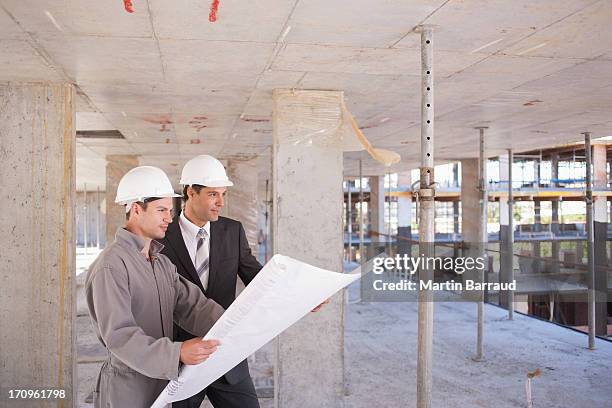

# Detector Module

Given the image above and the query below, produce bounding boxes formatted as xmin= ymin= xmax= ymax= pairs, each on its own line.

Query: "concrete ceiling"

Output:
xmin=1 ymin=0 xmax=611 ymax=189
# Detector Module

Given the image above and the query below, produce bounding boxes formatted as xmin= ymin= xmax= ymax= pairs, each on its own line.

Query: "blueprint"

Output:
xmin=151 ymin=254 xmax=360 ymax=407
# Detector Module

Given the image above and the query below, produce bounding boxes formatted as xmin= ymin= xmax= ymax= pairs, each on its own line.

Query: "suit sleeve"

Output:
xmin=237 ymin=222 xmax=263 ymax=286
xmin=173 ymin=273 xmax=225 ymax=336
xmin=89 ymin=264 xmax=183 ymax=381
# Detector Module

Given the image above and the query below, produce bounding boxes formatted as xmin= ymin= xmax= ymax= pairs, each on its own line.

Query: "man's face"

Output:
xmin=187 ymin=186 xmax=227 ymax=223
xmin=133 ymin=197 xmax=173 ymax=240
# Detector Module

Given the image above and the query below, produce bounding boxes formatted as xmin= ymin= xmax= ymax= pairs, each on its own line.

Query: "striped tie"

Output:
xmin=195 ymin=228 xmax=209 ymax=290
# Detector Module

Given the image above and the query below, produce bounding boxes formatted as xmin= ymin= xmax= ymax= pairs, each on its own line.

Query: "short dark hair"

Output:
xmin=125 ymin=197 xmax=159 ymax=220
xmin=182 ymin=184 xmax=206 ymax=201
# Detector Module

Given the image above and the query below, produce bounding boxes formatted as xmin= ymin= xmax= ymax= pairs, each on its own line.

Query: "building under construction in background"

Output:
xmin=1 ymin=1 xmax=611 ymax=407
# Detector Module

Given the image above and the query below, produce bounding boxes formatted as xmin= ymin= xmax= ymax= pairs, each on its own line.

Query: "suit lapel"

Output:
xmin=166 ymin=219 xmax=202 ymax=289
xmin=208 ymin=219 xmax=225 ymax=293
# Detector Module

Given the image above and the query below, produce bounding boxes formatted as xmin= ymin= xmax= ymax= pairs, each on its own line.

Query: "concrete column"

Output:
xmin=551 ymin=154 xmax=560 ymax=273
xmin=0 ymin=83 xmax=76 ymax=402
xmin=499 ymin=154 xmax=510 ymax=228
xmin=533 ymin=198 xmax=542 ymax=273
xmin=461 ymin=157 xmax=488 ymax=295
xmin=551 ymin=199 xmax=561 ymax=273
xmin=226 ymin=159 xmax=259 ymax=254
xmin=461 ymin=159 xmax=484 ymax=284
xmin=105 ymin=155 xmax=138 ymax=244
xmin=272 ymin=89 xmax=345 ymax=407
xmin=453 ymin=163 xmax=460 ymax=257
xmin=460 ymin=159 xmax=480 ymax=243
xmin=592 ymin=144 xmax=608 ymax=336
xmin=369 ymin=175 xmax=386 ymax=242
xmin=397 ymin=171 xmax=412 ymax=257
xmin=347 ymin=180 xmax=353 ymax=262
xmin=593 ymin=145 xmax=607 ymax=217
xmin=498 ymin=154 xmax=511 ymax=307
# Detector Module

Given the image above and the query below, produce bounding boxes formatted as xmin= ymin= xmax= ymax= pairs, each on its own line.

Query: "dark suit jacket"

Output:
xmin=160 ymin=215 xmax=262 ymax=385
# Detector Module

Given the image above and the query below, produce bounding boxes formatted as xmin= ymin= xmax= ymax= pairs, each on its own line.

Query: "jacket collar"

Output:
xmin=115 ymin=227 xmax=165 ymax=257
xmin=179 ymin=211 xmax=210 ymax=241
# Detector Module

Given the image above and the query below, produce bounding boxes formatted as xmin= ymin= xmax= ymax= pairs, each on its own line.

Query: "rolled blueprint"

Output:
xmin=151 ymin=254 xmax=360 ymax=407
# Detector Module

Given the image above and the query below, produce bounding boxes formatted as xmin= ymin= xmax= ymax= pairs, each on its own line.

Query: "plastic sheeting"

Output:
xmin=151 ymin=254 xmax=359 ymax=407
xmin=273 ymin=89 xmax=401 ymax=167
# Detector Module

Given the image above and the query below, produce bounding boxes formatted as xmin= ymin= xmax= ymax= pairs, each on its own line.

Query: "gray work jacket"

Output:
xmin=85 ymin=228 xmax=224 ymax=407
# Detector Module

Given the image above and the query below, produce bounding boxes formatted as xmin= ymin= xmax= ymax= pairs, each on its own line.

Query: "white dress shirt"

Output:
xmin=179 ymin=212 xmax=211 ymax=286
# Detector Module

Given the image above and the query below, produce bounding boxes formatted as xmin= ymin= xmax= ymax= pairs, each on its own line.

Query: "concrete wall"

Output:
xmin=0 ymin=83 xmax=76 ymax=404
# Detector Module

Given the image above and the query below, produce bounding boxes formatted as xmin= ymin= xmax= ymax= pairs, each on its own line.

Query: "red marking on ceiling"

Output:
xmin=190 ymin=139 xmax=201 ymax=144
xmin=358 ymin=124 xmax=376 ymax=130
xmin=142 ymin=115 xmax=173 ymax=132
xmin=523 ymin=99 xmax=543 ymax=106
xmin=241 ymin=117 xmax=270 ymax=123
xmin=165 ymin=138 xmax=171 ymax=143
xmin=188 ymin=116 xmax=208 ymax=132
xmin=209 ymin=0 xmax=220 ymax=22
xmin=123 ymin=0 xmax=134 ymax=13
xmin=143 ymin=116 xmax=173 ymax=125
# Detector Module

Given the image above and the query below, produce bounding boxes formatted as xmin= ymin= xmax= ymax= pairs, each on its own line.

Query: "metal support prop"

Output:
xmin=96 ymin=186 xmax=101 ymax=249
xmin=507 ymin=149 xmax=514 ymax=320
xmin=84 ymin=184 xmax=88 ymax=255
xmin=348 ymin=181 xmax=352 ymax=262
xmin=359 ymin=158 xmax=365 ymax=263
xmin=584 ymin=131 xmax=596 ymax=350
xmin=265 ymin=179 xmax=270 ymax=262
xmin=475 ymin=126 xmax=488 ymax=361
xmin=387 ymin=171 xmax=392 ymax=254
xmin=417 ymin=25 xmax=434 ymax=408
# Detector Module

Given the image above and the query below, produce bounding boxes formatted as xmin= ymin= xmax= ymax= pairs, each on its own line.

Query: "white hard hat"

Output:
xmin=180 ymin=155 xmax=234 ymax=187
xmin=115 ymin=166 xmax=180 ymax=211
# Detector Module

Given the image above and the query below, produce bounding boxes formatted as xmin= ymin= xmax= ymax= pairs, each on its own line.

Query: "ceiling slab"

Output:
xmin=1 ymin=0 xmax=153 ymax=37
xmin=35 ymin=34 xmax=164 ymax=85
xmin=0 ymin=39 xmax=61 ymax=81
xmin=150 ymin=0 xmax=295 ymax=42
xmin=0 ymin=0 xmax=610 ymax=184
xmin=397 ymin=0 xmax=597 ymax=53
xmin=503 ymin=0 xmax=612 ymax=59
xmin=287 ymin=0 xmax=443 ymax=48
xmin=273 ymin=43 xmax=484 ymax=77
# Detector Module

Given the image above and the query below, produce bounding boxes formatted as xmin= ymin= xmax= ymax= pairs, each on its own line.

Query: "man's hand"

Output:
xmin=311 ymin=298 xmax=330 ymax=312
xmin=180 ymin=338 xmax=220 ymax=365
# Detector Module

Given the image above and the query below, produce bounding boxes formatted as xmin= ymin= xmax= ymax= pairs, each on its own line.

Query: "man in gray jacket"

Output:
xmin=86 ymin=166 xmax=225 ymax=407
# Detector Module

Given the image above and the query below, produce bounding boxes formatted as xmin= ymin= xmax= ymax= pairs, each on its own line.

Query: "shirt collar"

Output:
xmin=179 ymin=211 xmax=210 ymax=238
xmin=115 ymin=227 xmax=165 ymax=256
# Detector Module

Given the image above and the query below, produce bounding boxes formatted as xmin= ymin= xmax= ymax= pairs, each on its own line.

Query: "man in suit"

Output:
xmin=160 ymin=155 xmax=262 ymax=408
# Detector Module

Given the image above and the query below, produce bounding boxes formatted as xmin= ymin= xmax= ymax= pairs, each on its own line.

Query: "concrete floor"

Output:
xmin=343 ymin=278 xmax=612 ymax=408
xmin=76 ymin=259 xmax=612 ymax=408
